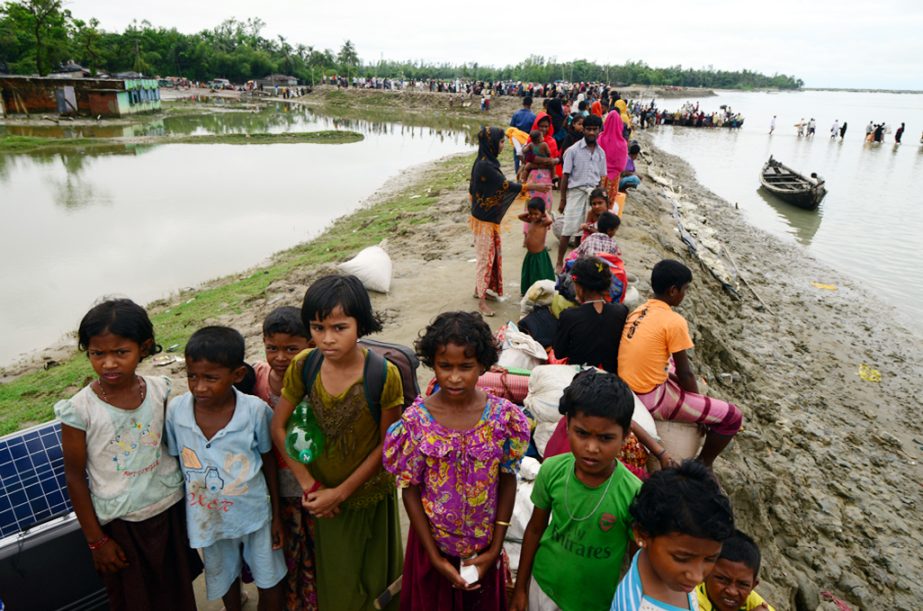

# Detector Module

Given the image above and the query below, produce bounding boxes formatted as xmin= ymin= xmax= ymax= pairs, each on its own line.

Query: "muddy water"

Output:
xmin=0 ymin=105 xmax=473 ymax=364
xmin=647 ymin=90 xmax=923 ymax=334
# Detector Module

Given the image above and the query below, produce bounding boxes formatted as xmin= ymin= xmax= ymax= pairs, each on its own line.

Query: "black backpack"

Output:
xmin=300 ymin=339 xmax=420 ymax=423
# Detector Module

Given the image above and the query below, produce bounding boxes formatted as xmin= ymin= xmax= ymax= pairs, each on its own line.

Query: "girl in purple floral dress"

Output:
xmin=384 ymin=312 xmax=530 ymax=610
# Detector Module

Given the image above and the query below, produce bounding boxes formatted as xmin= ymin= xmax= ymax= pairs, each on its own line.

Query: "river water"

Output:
xmin=0 ymin=104 xmax=473 ymax=364
xmin=647 ymin=90 xmax=923 ymax=334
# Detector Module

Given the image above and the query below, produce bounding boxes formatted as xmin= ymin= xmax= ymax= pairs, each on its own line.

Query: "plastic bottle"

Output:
xmin=285 ymin=399 xmax=325 ymax=464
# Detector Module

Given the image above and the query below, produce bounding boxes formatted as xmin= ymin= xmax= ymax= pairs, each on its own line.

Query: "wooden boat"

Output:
xmin=759 ymin=156 xmax=826 ymax=210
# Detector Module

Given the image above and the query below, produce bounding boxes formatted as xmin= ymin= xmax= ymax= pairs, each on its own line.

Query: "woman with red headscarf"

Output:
xmin=597 ymin=111 xmax=629 ymax=207
xmin=519 ymin=113 xmax=560 ymax=212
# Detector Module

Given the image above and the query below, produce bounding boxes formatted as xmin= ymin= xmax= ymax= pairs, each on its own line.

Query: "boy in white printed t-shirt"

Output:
xmin=165 ymin=326 xmax=285 ymax=609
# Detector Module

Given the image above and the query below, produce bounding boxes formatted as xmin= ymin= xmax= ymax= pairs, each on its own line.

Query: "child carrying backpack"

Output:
xmin=270 ymin=275 xmax=417 ymax=611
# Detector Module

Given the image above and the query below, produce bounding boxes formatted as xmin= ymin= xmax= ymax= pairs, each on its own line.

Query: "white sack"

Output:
xmin=519 ymin=280 xmax=557 ymax=316
xmin=505 ymin=457 xmax=541 ymax=578
xmin=338 ymin=246 xmax=393 ymax=293
xmin=533 ymin=422 xmax=558 ymax=458
xmin=654 ymin=420 xmax=704 ymax=462
xmin=497 ymin=329 xmax=548 ymax=371
xmin=622 ymin=285 xmax=642 ymax=311
xmin=523 ymin=365 xmax=583 ymax=424
xmin=632 ymin=392 xmax=659 ymax=441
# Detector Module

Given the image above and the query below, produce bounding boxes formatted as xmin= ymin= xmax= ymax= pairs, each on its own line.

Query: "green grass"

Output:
xmin=172 ymin=130 xmax=363 ymax=145
xmin=0 ymin=135 xmax=104 ymax=153
xmin=0 ymin=151 xmax=473 ymax=435
xmin=0 ymin=130 xmax=362 ymax=154
xmin=301 ymin=90 xmax=485 ymax=137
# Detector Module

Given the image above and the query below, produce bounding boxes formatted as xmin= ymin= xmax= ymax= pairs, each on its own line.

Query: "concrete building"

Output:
xmin=0 ymin=75 xmax=161 ymax=118
xmin=257 ymin=74 xmax=298 ymax=89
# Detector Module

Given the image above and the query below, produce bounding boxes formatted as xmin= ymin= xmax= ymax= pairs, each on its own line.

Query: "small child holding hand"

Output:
xmin=518 ymin=197 xmax=555 ymax=294
xmin=165 ymin=326 xmax=286 ymax=610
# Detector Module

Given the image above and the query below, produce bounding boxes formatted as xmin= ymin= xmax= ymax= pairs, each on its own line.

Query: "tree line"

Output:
xmin=0 ymin=1 xmax=803 ymax=90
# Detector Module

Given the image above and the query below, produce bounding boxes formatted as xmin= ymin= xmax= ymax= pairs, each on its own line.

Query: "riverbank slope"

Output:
xmin=631 ymin=131 xmax=923 ymax=609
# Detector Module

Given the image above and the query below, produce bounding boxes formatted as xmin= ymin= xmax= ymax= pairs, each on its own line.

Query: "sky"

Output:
xmin=66 ymin=0 xmax=923 ymax=90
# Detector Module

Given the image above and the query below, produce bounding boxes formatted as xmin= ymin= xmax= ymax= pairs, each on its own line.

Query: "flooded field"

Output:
xmin=0 ymin=103 xmax=474 ymax=363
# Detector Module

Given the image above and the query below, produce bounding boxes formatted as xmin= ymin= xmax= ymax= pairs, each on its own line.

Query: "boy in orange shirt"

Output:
xmin=617 ymin=259 xmax=742 ymax=465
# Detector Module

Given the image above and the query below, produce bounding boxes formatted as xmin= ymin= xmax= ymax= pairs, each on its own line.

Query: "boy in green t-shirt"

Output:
xmin=511 ymin=370 xmax=642 ymax=611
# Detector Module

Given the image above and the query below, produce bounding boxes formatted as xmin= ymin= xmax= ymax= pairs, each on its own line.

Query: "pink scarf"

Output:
xmin=598 ymin=112 xmax=628 ymax=179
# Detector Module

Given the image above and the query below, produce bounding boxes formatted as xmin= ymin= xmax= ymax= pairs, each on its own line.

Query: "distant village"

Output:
xmin=0 ymin=59 xmax=303 ymax=118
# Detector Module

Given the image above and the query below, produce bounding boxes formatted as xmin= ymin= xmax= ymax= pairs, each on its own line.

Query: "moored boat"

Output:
xmin=759 ymin=156 xmax=826 ymax=210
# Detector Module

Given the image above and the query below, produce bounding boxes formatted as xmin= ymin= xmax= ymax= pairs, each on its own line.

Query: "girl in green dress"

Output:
xmin=271 ymin=275 xmax=403 ymax=611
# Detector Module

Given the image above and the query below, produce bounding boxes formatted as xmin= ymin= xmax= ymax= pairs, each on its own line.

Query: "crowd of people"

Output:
xmin=53 ymin=84 xmax=781 ymax=611
xmin=319 ymin=75 xmax=755 ymax=136
xmin=653 ymin=102 xmax=745 ymax=128
xmin=323 ymin=75 xmax=647 ymax=112
xmin=441 ymin=99 xmax=770 ymax=609
xmin=769 ymin=116 xmax=910 ymax=144
xmin=862 ymin=120 xmax=908 ymax=144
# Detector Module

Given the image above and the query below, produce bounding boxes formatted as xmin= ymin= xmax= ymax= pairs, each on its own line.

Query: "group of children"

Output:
xmin=58 ymin=275 xmax=407 ymax=611
xmin=57 ymin=260 xmax=767 ymax=610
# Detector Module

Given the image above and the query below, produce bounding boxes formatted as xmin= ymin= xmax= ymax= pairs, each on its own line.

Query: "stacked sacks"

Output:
xmin=524 ymin=365 xmax=586 ymax=457
xmin=496 ymin=321 xmax=548 ymax=371
xmin=504 ymin=456 xmax=540 ymax=579
xmin=524 ymin=364 xmax=661 ymax=458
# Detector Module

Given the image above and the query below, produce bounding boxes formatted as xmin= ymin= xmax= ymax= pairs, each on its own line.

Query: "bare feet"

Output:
xmin=478 ymin=299 xmax=496 ymax=317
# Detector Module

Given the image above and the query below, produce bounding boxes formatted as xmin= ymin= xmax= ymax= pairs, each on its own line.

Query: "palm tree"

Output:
xmin=337 ymin=39 xmax=359 ymax=79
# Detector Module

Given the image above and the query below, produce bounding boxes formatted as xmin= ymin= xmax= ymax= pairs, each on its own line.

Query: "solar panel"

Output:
xmin=0 ymin=421 xmax=72 ymax=540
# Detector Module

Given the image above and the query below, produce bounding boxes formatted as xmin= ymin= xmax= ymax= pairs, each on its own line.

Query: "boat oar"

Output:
xmin=722 ymin=245 xmax=772 ymax=313
xmin=374 ymin=575 xmax=402 ymax=609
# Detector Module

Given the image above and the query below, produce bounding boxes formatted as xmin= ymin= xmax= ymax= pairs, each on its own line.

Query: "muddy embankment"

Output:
xmin=627 ymin=131 xmax=923 ymax=610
